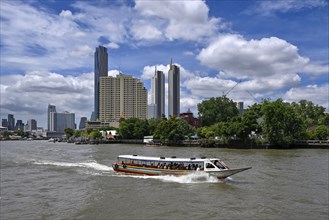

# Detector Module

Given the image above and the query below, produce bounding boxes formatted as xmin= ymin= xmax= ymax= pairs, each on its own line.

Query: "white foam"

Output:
xmin=120 ymin=172 xmax=223 ymax=184
xmin=34 ymin=160 xmax=113 ymax=172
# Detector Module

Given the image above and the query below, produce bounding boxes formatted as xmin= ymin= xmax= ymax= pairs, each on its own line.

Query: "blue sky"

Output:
xmin=1 ymin=0 xmax=328 ymax=128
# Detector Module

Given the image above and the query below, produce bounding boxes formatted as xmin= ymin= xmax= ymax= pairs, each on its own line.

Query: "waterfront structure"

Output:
xmin=151 ymin=68 xmax=165 ymax=119
xmin=2 ymin=119 xmax=8 ymax=128
xmin=79 ymin=117 xmax=87 ymax=130
xmin=147 ymin=104 xmax=156 ymax=119
xmin=168 ymin=59 xmax=180 ymax=117
xmin=47 ymin=105 xmax=75 ymax=133
xmin=179 ymin=109 xmax=201 ymax=128
xmin=25 ymin=119 xmax=37 ymax=131
xmin=8 ymin=114 xmax=15 ymax=131
xmin=237 ymin=102 xmax=244 ymax=115
xmin=54 ymin=111 xmax=75 ymax=133
xmin=94 ymin=46 xmax=108 ymax=121
xmin=99 ymin=73 xmax=147 ymax=122
xmin=15 ymin=120 xmax=24 ymax=131
xmin=48 ymin=104 xmax=56 ymax=131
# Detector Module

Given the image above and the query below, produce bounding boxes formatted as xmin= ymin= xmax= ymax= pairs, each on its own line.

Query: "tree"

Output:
xmin=64 ymin=128 xmax=74 ymax=139
xmin=314 ymin=125 xmax=329 ymax=140
xmin=197 ymin=96 xmax=239 ymax=126
xmin=119 ymin=118 xmax=149 ymax=139
xmin=90 ymin=131 xmax=103 ymax=139
xmin=148 ymin=118 xmax=161 ymax=135
xmin=261 ymin=99 xmax=304 ymax=146
xmin=154 ymin=116 xmax=195 ymax=144
xmin=291 ymin=100 xmax=326 ymax=127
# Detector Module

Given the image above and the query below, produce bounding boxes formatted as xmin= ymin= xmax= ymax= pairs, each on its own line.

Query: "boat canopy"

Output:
xmin=117 ymin=155 xmax=219 ymax=163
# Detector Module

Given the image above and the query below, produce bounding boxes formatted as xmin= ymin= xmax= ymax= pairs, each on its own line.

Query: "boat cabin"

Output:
xmin=116 ymin=155 xmax=228 ymax=171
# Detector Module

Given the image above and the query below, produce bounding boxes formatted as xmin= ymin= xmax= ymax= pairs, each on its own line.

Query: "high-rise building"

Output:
xmin=54 ymin=111 xmax=75 ymax=133
xmin=8 ymin=114 xmax=15 ymax=131
xmin=26 ymin=119 xmax=37 ymax=131
xmin=2 ymin=119 xmax=8 ymax=128
xmin=99 ymin=73 xmax=147 ymax=122
xmin=94 ymin=46 xmax=108 ymax=121
xmin=48 ymin=104 xmax=56 ymax=131
xmin=151 ymin=68 xmax=165 ymax=119
xmin=168 ymin=59 xmax=180 ymax=117
xmin=237 ymin=102 xmax=244 ymax=115
xmin=79 ymin=117 xmax=87 ymax=130
xmin=15 ymin=120 xmax=24 ymax=131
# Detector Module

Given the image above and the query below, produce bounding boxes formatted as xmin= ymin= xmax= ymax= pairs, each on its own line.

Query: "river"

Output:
xmin=0 ymin=140 xmax=328 ymax=220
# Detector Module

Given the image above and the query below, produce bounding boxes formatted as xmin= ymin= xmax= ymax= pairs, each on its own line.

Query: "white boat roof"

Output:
xmin=118 ymin=155 xmax=219 ymax=163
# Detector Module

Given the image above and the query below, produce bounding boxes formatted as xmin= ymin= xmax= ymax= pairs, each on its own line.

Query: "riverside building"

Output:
xmin=168 ymin=59 xmax=180 ymax=117
xmin=99 ymin=73 xmax=147 ymax=122
xmin=94 ymin=46 xmax=108 ymax=121
xmin=149 ymin=67 xmax=165 ymax=119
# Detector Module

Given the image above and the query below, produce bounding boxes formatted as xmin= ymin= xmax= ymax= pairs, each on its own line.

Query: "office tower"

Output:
xmin=151 ymin=67 xmax=165 ymax=119
xmin=48 ymin=104 xmax=56 ymax=131
xmin=168 ymin=59 xmax=180 ymax=117
xmin=237 ymin=102 xmax=244 ymax=115
xmin=15 ymin=120 xmax=24 ymax=131
xmin=8 ymin=114 xmax=15 ymax=131
xmin=99 ymin=73 xmax=147 ymax=121
xmin=55 ymin=111 xmax=75 ymax=133
xmin=79 ymin=117 xmax=87 ymax=130
xmin=94 ymin=46 xmax=108 ymax=121
xmin=26 ymin=119 xmax=37 ymax=131
xmin=2 ymin=119 xmax=8 ymax=128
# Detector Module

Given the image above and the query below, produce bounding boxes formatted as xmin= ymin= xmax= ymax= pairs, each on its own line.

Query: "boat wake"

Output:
xmin=120 ymin=172 xmax=230 ymax=184
xmin=33 ymin=160 xmax=113 ymax=173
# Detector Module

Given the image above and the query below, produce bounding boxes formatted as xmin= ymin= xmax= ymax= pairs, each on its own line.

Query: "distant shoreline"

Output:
xmin=1 ymin=138 xmax=328 ymax=149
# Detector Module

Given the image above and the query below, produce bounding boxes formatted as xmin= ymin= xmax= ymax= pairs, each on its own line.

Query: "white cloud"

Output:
xmin=130 ymin=20 xmax=163 ymax=41
xmin=248 ymin=0 xmax=327 ymax=16
xmin=69 ymin=45 xmax=92 ymax=58
xmin=134 ymin=0 xmax=222 ymax=41
xmin=283 ymin=84 xmax=329 ymax=110
xmin=104 ymin=42 xmax=120 ymax=49
xmin=140 ymin=63 xmax=194 ymax=80
xmin=0 ymin=71 xmax=94 ymax=127
xmin=184 ymin=51 xmax=194 ymax=56
xmin=197 ymin=34 xmax=323 ymax=79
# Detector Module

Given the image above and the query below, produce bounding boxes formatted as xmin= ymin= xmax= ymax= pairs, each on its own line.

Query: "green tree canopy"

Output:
xmin=64 ymin=128 xmax=74 ymax=139
xmin=261 ymin=99 xmax=304 ymax=145
xmin=197 ymin=96 xmax=239 ymax=126
xmin=119 ymin=118 xmax=149 ymax=139
xmin=154 ymin=116 xmax=195 ymax=144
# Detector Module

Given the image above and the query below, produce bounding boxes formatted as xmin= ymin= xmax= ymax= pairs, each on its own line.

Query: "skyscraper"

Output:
xmin=55 ymin=111 xmax=75 ymax=133
xmin=99 ymin=73 xmax=147 ymax=121
xmin=168 ymin=59 xmax=180 ymax=117
xmin=151 ymin=67 xmax=165 ymax=119
xmin=8 ymin=114 xmax=15 ymax=131
xmin=94 ymin=46 xmax=108 ymax=121
xmin=26 ymin=119 xmax=37 ymax=131
xmin=79 ymin=117 xmax=87 ymax=130
xmin=48 ymin=104 xmax=56 ymax=131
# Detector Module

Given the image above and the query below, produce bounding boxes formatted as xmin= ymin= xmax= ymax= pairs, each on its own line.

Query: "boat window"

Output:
xmin=211 ymin=160 xmax=225 ymax=169
xmin=206 ymin=163 xmax=215 ymax=168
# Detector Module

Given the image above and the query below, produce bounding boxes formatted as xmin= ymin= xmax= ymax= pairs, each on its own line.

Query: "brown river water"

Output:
xmin=1 ymin=140 xmax=328 ymax=220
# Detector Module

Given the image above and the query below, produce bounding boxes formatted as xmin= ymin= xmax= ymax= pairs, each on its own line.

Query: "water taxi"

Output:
xmin=112 ymin=155 xmax=251 ymax=179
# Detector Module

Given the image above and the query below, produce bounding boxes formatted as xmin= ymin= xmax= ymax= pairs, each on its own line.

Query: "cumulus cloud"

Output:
xmin=283 ymin=84 xmax=329 ymax=110
xmin=140 ymin=63 xmax=194 ymax=80
xmin=134 ymin=0 xmax=223 ymax=41
xmin=130 ymin=20 xmax=163 ymax=41
xmin=197 ymin=34 xmax=327 ymax=79
xmin=0 ymin=71 xmax=94 ymax=127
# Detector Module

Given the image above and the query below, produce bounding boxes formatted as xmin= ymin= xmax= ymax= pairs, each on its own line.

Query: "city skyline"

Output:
xmin=1 ymin=0 xmax=328 ymax=127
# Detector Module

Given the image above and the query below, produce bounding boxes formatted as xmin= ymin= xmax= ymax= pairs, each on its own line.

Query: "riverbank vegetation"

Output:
xmin=65 ymin=97 xmax=328 ymax=147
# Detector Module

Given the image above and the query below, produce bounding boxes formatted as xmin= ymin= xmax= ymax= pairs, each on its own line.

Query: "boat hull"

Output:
xmin=112 ymin=163 xmax=251 ymax=179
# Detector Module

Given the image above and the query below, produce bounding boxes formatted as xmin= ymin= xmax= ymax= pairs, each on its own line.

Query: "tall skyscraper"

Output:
xmin=8 ymin=114 xmax=15 ymax=131
xmin=2 ymin=119 xmax=8 ymax=128
xmin=168 ymin=59 xmax=180 ymax=117
xmin=79 ymin=117 xmax=87 ymax=130
xmin=26 ymin=119 xmax=37 ymax=131
xmin=15 ymin=120 xmax=24 ymax=131
xmin=99 ymin=73 xmax=147 ymax=122
xmin=55 ymin=111 xmax=75 ymax=133
xmin=94 ymin=46 xmax=108 ymax=121
xmin=151 ymin=68 xmax=165 ymax=119
xmin=48 ymin=104 xmax=56 ymax=131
